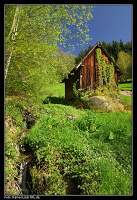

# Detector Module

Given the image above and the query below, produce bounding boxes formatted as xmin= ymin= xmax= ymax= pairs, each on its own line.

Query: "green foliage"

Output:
xmin=88 ymin=86 xmax=119 ymax=99
xmin=5 ymin=96 xmax=33 ymax=195
xmin=24 ymin=102 xmax=132 ymax=195
xmin=111 ymin=40 xmax=121 ymax=60
xmin=55 ymin=48 xmax=76 ymax=80
xmin=6 ymin=100 xmax=25 ymax=128
xmin=73 ymin=86 xmax=119 ymax=111
xmin=120 ymin=94 xmax=132 ymax=110
xmin=5 ymin=5 xmax=94 ymax=97
xmin=103 ymin=40 xmax=132 ymax=60
xmin=5 ymin=124 xmax=21 ymax=195
xmin=124 ymin=41 xmax=132 ymax=54
xmin=6 ymin=0 xmax=134 ymax=185
xmin=75 ymin=40 xmax=132 ymax=65
xmin=73 ymin=48 xmax=119 ymax=108
xmin=5 ymin=81 xmax=132 ymax=195
xmin=116 ymin=51 xmax=132 ymax=81
xmin=96 ymin=48 xmax=116 ymax=88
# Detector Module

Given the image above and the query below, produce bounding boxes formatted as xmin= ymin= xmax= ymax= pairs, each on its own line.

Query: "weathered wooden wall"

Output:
xmin=64 ymin=46 xmax=119 ymax=100
xmin=80 ymin=50 xmax=95 ymax=91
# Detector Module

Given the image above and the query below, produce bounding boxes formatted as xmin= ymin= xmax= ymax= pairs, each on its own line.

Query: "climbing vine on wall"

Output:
xmin=96 ymin=48 xmax=116 ymax=89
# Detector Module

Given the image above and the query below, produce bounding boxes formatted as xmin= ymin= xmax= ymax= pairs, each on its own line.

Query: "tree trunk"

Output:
xmin=5 ymin=5 xmax=21 ymax=80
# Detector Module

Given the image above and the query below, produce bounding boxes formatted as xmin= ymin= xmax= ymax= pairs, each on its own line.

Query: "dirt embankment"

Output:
xmin=120 ymin=91 xmax=132 ymax=96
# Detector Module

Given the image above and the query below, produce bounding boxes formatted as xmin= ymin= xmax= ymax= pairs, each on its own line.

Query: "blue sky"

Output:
xmin=59 ymin=4 xmax=132 ymax=56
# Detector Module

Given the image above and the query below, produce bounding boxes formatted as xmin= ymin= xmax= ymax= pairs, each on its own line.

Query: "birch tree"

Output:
xmin=5 ymin=5 xmax=94 ymax=96
xmin=5 ymin=5 xmax=21 ymax=79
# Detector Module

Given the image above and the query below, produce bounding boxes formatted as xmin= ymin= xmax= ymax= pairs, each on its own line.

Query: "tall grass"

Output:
xmin=5 ymin=83 xmax=132 ymax=195
xmin=25 ymin=104 xmax=132 ymax=195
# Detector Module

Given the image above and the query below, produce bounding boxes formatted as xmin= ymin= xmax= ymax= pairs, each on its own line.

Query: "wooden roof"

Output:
xmin=62 ymin=42 xmax=122 ymax=82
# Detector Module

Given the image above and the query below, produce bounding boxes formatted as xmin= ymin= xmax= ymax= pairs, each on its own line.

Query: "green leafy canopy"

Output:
xmin=5 ymin=5 xmax=94 ymax=97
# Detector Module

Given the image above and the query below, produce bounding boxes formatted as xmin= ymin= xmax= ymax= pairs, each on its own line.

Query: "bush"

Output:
xmin=73 ymin=82 xmax=120 ymax=110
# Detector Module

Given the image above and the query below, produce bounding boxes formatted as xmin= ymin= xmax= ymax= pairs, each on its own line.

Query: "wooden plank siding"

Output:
xmin=80 ymin=50 xmax=95 ymax=91
xmin=81 ymin=59 xmax=86 ymax=90
xmin=88 ymin=55 xmax=91 ymax=90
xmin=63 ymin=43 xmax=122 ymax=100
xmin=91 ymin=51 xmax=95 ymax=90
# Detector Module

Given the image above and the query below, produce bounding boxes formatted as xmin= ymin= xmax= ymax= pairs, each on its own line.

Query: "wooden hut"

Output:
xmin=63 ymin=42 xmax=122 ymax=100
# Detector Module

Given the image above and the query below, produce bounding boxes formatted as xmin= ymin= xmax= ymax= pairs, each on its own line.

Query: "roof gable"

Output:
xmin=62 ymin=42 xmax=122 ymax=82
xmin=76 ymin=42 xmax=115 ymax=70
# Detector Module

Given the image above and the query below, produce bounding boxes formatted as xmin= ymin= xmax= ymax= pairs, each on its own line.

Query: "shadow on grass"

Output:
xmin=43 ymin=96 xmax=66 ymax=105
xmin=43 ymin=96 xmax=76 ymax=107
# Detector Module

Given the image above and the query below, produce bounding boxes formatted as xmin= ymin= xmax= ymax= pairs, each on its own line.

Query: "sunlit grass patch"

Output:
xmin=25 ymin=105 xmax=132 ymax=195
xmin=118 ymin=82 xmax=132 ymax=91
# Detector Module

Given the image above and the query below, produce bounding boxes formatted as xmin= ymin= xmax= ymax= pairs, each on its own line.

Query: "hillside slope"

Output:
xmin=5 ymin=83 xmax=132 ymax=195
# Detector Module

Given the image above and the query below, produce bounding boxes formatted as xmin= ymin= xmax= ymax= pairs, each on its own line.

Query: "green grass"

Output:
xmin=118 ymin=77 xmax=132 ymax=91
xmin=40 ymin=83 xmax=65 ymax=101
xmin=118 ymin=78 xmax=132 ymax=110
xmin=25 ymin=104 xmax=132 ymax=195
xmin=5 ymin=83 xmax=132 ymax=195
xmin=120 ymin=94 xmax=132 ymax=110
xmin=118 ymin=82 xmax=132 ymax=91
xmin=126 ymin=78 xmax=132 ymax=82
xmin=45 ymin=83 xmax=65 ymax=97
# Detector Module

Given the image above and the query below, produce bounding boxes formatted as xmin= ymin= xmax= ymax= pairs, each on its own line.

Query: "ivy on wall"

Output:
xmin=73 ymin=48 xmax=118 ymax=104
xmin=95 ymin=48 xmax=116 ymax=89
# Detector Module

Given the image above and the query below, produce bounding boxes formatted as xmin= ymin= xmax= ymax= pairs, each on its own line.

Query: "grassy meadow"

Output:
xmin=5 ymin=83 xmax=132 ymax=195
xmin=118 ymin=78 xmax=132 ymax=91
xmin=118 ymin=83 xmax=132 ymax=91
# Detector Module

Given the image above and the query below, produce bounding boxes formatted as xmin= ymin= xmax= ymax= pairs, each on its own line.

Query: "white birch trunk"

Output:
xmin=5 ymin=51 xmax=13 ymax=80
xmin=5 ymin=5 xmax=21 ymax=80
